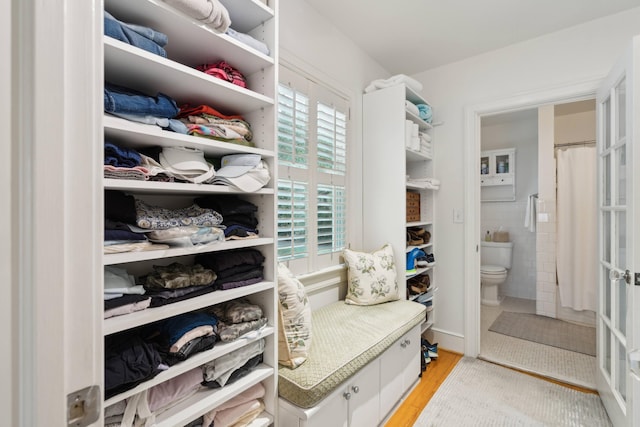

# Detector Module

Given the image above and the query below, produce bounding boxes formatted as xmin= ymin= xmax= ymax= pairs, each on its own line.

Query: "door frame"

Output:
xmin=463 ymin=78 xmax=603 ymax=357
xmin=7 ymin=0 xmax=104 ymax=425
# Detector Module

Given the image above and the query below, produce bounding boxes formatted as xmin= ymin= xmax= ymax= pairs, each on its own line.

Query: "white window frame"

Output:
xmin=277 ymin=65 xmax=351 ymax=275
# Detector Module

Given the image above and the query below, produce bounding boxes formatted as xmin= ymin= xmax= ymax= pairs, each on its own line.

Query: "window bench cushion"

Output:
xmin=278 ymin=299 xmax=426 ymax=408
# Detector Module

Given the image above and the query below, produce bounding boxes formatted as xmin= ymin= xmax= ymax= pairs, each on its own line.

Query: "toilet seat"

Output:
xmin=481 ymin=265 xmax=506 ymax=275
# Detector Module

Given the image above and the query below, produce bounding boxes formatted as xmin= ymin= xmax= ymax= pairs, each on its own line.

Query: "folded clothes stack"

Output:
xmin=419 ymin=131 xmax=433 ymax=157
xmin=104 ymin=11 xmax=168 ymax=57
xmin=196 ymin=248 xmax=265 ymax=291
xmin=177 ymin=103 xmax=254 ymax=147
xmin=196 ymin=195 xmax=260 ymax=240
xmin=197 ymin=60 xmax=248 ymax=88
xmin=104 ymin=82 xmax=185 ymax=133
xmin=104 ymin=190 xmax=227 ymax=255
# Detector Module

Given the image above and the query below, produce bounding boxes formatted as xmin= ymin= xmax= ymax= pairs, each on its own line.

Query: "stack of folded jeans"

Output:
xmin=104 ymin=11 xmax=168 ymax=57
xmin=104 ymin=83 xmax=185 ymax=133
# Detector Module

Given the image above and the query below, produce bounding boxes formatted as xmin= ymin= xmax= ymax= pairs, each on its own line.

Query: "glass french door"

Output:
xmin=596 ymin=35 xmax=640 ymax=427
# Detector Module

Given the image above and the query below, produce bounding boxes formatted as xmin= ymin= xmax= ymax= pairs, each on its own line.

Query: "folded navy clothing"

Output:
xmin=104 ymin=228 xmax=146 ymax=242
xmin=163 ymin=334 xmax=218 ymax=365
xmin=104 ymin=83 xmax=179 ymax=118
xmin=214 ymin=263 xmax=262 ymax=280
xmin=196 ymin=248 xmax=265 ymax=272
xmin=215 ymin=267 xmax=263 ymax=286
xmin=105 ymin=190 xmax=137 ymax=224
xmin=104 ymin=11 xmax=167 ymax=57
xmin=105 ymin=331 xmax=163 ymax=398
xmin=222 ymin=214 xmax=259 ymax=228
xmin=105 ymin=141 xmax=141 ymax=168
xmin=160 ymin=312 xmax=218 ymax=347
xmin=195 ymin=195 xmax=258 ymax=216
xmin=224 ymin=224 xmax=258 ymax=238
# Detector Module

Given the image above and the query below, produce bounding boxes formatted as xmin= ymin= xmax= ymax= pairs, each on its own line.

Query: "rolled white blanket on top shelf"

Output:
xmin=163 ymin=0 xmax=231 ymax=32
xmin=364 ymin=74 xmax=423 ymax=94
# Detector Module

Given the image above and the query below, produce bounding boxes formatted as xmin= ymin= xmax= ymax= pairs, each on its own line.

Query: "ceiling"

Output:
xmin=303 ymin=0 xmax=640 ymax=75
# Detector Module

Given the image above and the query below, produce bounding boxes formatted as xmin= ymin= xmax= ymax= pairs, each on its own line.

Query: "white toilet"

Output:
xmin=480 ymin=241 xmax=514 ymax=306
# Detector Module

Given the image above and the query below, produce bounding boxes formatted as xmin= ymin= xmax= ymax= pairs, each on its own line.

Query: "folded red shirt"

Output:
xmin=177 ymin=104 xmax=245 ymax=121
xmin=196 ymin=60 xmax=247 ymax=89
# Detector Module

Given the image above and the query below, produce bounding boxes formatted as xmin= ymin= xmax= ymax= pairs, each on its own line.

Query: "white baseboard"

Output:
xmin=426 ymin=327 xmax=465 ymax=354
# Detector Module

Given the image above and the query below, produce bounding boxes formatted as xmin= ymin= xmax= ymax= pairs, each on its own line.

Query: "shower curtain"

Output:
xmin=556 ymin=146 xmax=597 ymax=311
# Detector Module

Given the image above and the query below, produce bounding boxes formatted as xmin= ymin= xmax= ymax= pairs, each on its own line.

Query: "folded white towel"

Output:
xmin=405 ymin=100 xmax=420 ymax=116
xmin=524 ymin=194 xmax=537 ymax=232
xmin=405 ymin=120 xmax=413 ymax=148
xmin=364 ymin=74 xmax=423 ymax=94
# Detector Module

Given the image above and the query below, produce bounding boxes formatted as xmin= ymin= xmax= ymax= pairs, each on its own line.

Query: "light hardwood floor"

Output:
xmin=384 ymin=349 xmax=462 ymax=427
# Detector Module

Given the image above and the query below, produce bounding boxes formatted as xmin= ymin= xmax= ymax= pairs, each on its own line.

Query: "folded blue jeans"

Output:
xmin=104 ymin=83 xmax=179 ymax=118
xmin=104 ymin=11 xmax=167 ymax=57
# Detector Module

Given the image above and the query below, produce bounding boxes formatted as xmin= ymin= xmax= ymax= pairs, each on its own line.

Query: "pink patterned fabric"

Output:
xmin=196 ymin=61 xmax=247 ymax=88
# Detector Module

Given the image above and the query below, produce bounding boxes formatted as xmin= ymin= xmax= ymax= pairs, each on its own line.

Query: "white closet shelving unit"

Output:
xmin=101 ymin=0 xmax=278 ymax=425
xmin=363 ymin=84 xmax=437 ymax=333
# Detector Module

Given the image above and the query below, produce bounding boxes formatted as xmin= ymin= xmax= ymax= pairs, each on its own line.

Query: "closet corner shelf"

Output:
xmin=104 ymin=115 xmax=276 ymax=158
xmin=406 ymin=220 xmax=433 ymax=228
xmin=406 ymin=266 xmax=434 ymax=279
xmin=406 ymin=182 xmax=436 ymax=191
xmin=405 ymin=242 xmax=433 ymax=253
xmin=104 ymin=325 xmax=275 ymax=406
xmin=405 ymin=86 xmax=431 ymax=107
xmin=103 ymin=178 xmax=275 ymax=196
xmin=104 ymin=37 xmax=274 ymax=114
xmin=103 ymin=237 xmax=275 ymax=265
xmin=104 ymin=281 xmax=275 ymax=336
xmin=421 ymin=320 xmax=434 ymax=333
xmin=406 ymin=149 xmax=432 ymax=162
xmin=405 ymin=109 xmax=433 ymax=131
xmin=219 ymin=0 xmax=275 ymax=33
xmin=154 ymin=366 xmax=274 ymax=427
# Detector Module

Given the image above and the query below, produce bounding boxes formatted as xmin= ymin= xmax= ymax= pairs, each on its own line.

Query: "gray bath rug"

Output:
xmin=488 ymin=311 xmax=596 ymax=356
xmin=415 ymin=357 xmax=610 ymax=426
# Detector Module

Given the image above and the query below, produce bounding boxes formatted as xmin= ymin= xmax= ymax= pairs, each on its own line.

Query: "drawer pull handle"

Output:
xmin=351 ymin=386 xmax=359 ymax=394
xmin=400 ymin=341 xmax=407 ymax=348
xmin=343 ymin=392 xmax=351 ymax=400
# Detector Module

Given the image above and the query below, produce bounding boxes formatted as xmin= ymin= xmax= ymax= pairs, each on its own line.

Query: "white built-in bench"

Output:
xmin=278 ymin=299 xmax=426 ymax=427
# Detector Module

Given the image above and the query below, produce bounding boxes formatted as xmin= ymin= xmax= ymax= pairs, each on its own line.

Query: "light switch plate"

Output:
xmin=453 ymin=208 xmax=464 ymax=223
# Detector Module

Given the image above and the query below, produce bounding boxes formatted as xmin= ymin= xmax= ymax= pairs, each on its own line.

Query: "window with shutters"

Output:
xmin=277 ymin=66 xmax=349 ymax=274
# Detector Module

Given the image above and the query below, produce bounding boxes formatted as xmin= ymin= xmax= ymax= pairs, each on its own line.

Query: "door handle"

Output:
xmin=609 ymin=268 xmax=632 ymax=284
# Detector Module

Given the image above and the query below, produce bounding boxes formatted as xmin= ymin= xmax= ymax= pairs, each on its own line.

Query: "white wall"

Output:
xmin=481 ymin=113 xmax=538 ymax=300
xmin=412 ymin=7 xmax=640 ymax=343
xmin=279 ymin=0 xmax=390 ymax=251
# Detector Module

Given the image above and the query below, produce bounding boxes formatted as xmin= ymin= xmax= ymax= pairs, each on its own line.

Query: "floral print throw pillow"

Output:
xmin=343 ymin=244 xmax=399 ymax=306
xmin=277 ymin=263 xmax=312 ymax=369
